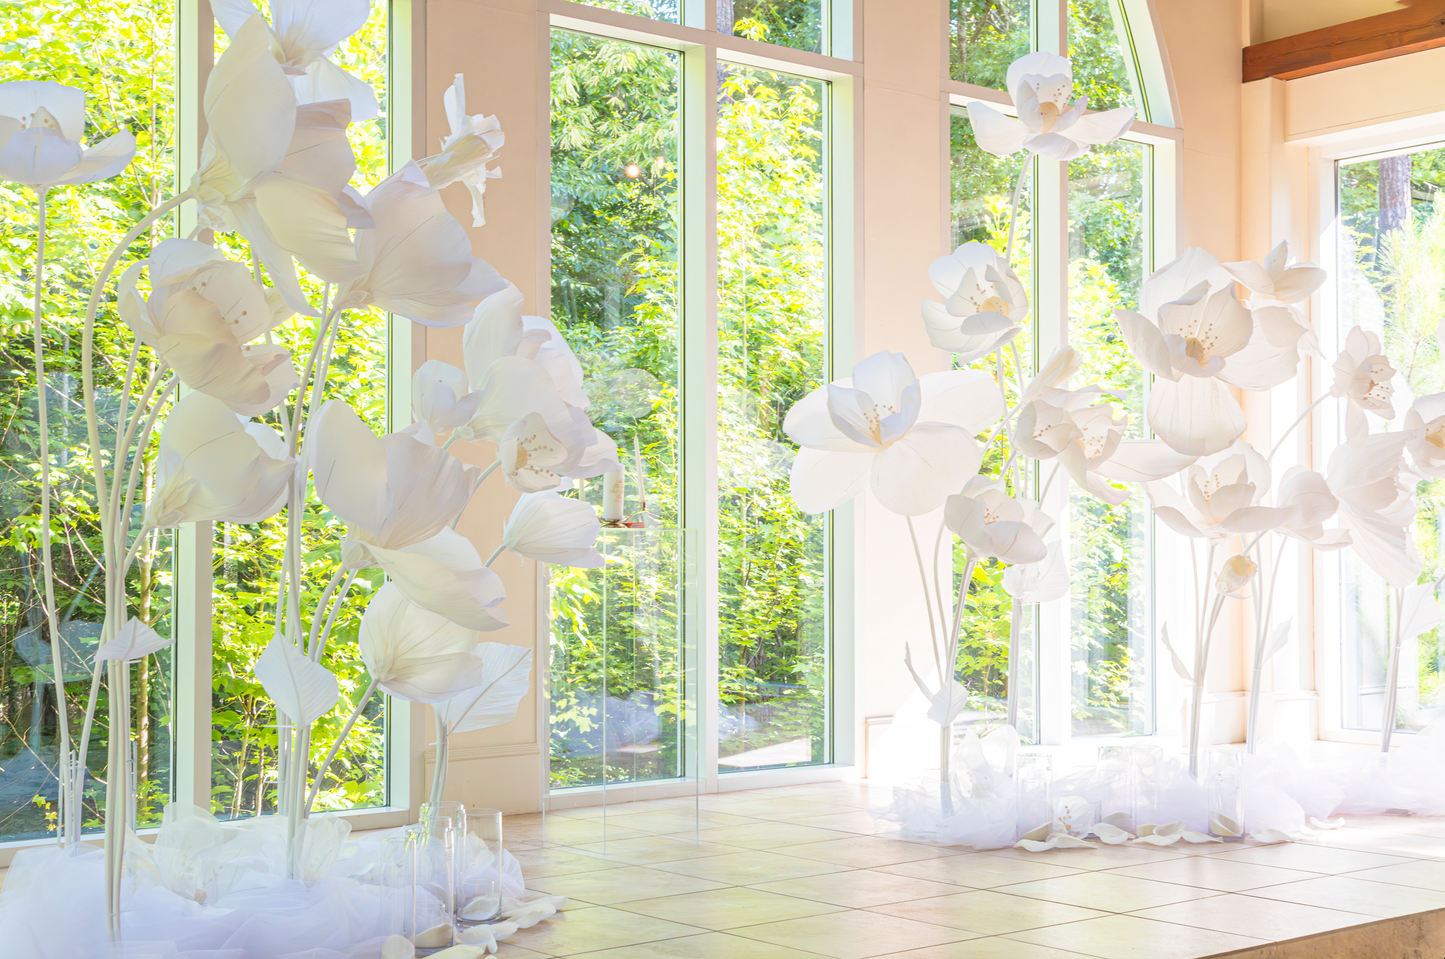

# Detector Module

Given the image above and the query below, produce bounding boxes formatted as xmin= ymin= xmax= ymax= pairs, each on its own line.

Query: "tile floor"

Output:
xmin=491 ymin=780 xmax=1445 ymax=959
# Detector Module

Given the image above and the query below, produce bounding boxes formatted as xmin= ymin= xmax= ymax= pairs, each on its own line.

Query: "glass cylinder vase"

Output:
xmin=1207 ymin=749 xmax=1245 ymax=841
xmin=407 ymin=817 xmax=456 ymax=954
xmin=457 ymin=807 xmax=505 ymax=926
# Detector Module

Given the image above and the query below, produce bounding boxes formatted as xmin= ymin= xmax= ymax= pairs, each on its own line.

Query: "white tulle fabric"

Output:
xmin=872 ymin=723 xmax=1445 ymax=849
xmin=0 ymin=805 xmax=542 ymax=959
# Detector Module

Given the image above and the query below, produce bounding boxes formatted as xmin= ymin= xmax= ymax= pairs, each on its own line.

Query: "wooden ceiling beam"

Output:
xmin=1243 ymin=0 xmax=1445 ymax=82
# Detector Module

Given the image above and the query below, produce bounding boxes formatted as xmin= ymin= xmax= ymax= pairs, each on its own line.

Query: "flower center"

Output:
xmin=980 ymin=294 xmax=1010 ymax=316
xmin=1037 ymin=101 xmax=1060 ymax=132
xmin=863 ymin=403 xmax=900 ymax=445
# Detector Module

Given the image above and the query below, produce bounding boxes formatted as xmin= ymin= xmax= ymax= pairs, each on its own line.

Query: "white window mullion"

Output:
xmin=680 ymin=39 xmax=721 ymax=790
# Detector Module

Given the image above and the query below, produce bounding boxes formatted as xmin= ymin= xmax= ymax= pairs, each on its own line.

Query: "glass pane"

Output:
xmin=210 ymin=0 xmax=391 ymax=819
xmin=1336 ymin=146 xmax=1445 ymax=733
xmin=717 ymin=65 xmax=829 ymax=770
xmin=1068 ymin=138 xmax=1152 ymax=736
xmin=725 ymin=0 xmax=824 ymax=54
xmin=577 ymin=0 xmax=679 ymax=23
xmin=948 ymin=0 xmax=1031 ymax=89
xmin=0 ymin=1 xmax=177 ymax=841
xmin=1068 ymin=0 xmax=1137 ymax=114
xmin=948 ymin=108 xmax=1037 ymax=741
xmin=549 ymin=30 xmax=682 ymax=787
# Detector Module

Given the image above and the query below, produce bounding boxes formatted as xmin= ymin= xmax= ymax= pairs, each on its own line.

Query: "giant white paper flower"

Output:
xmin=783 ymin=351 xmax=1003 ymax=516
xmin=1223 ymin=241 xmax=1326 ymax=306
xmin=463 ymin=283 xmax=589 ymax=409
xmin=500 ymin=410 xmax=619 ymax=493
xmin=309 ymin=398 xmax=474 ymax=552
xmin=944 ymin=480 xmax=1050 ymax=565
xmin=335 ymin=162 xmax=506 ymax=327
xmin=192 ymin=19 xmax=367 ymax=314
xmin=1327 ymin=432 xmax=1421 ymax=589
xmin=418 ymin=74 xmax=504 ymax=228
xmin=412 ymin=360 xmax=484 ymax=434
xmin=1405 ymin=392 xmax=1445 ymax=478
xmin=120 ymin=239 xmax=297 ymax=415
xmin=1268 ymin=467 xmax=1350 ymax=550
xmin=355 ymin=528 xmax=509 ymax=633
xmin=921 ymin=242 xmax=1026 ymax=361
xmin=358 ymin=585 xmax=490 ymax=703
xmin=501 ymin=492 xmax=603 ymax=567
xmin=212 ymin=0 xmax=379 ymax=120
xmin=1330 ymin=327 xmax=1395 ymax=445
xmin=146 ymin=393 xmax=292 ymax=528
xmin=1146 ymin=441 xmax=1274 ymax=539
xmin=964 ymin=53 xmax=1135 ymax=161
xmin=0 ymin=81 xmax=136 ymax=191
xmin=1003 ymin=541 xmax=1069 ymax=602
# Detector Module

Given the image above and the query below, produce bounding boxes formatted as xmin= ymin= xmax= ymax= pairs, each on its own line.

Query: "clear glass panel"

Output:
xmin=1068 ymin=0 xmax=1138 ymax=114
xmin=548 ymin=529 xmax=696 ymax=788
xmin=210 ymin=0 xmax=390 ymax=819
xmin=548 ymin=29 xmax=683 ymax=787
xmin=550 ymin=30 xmax=681 ymax=529
xmin=948 ymin=108 xmax=1037 ymax=741
xmin=717 ymin=65 xmax=829 ymax=770
xmin=577 ymin=0 xmax=679 ymax=23
xmin=1068 ymin=138 xmax=1152 ymax=736
xmin=0 ymin=1 xmax=177 ymax=841
xmin=948 ymin=0 xmax=1032 ymax=90
xmin=1336 ymin=146 xmax=1445 ymax=733
xmin=725 ymin=0 xmax=824 ymax=54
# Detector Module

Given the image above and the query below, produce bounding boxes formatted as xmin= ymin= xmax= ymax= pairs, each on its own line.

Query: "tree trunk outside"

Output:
xmin=1379 ymin=153 xmax=1413 ymax=236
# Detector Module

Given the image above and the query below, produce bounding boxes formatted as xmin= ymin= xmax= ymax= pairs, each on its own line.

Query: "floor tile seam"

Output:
xmin=734 ymin=881 xmax=972 ymax=909
xmin=852 ymin=900 xmax=1117 ymax=935
xmin=722 ymin=920 xmax=976 ymax=958
xmin=977 ymin=882 xmax=1227 ymax=914
xmin=1003 ymin=912 xmax=1276 ymax=950
xmin=992 ymin=933 xmax=1118 ymax=959
xmin=1085 ymin=864 xmax=1321 ymax=894
xmin=1230 ymin=884 xmax=1445 ymax=917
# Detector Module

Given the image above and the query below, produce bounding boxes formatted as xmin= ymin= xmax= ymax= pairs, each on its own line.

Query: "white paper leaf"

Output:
xmin=1019 ymin=821 xmax=1055 ymax=842
xmin=1252 ymin=828 xmax=1291 ymax=843
xmin=1261 ymin=619 xmax=1291 ymax=663
xmin=1015 ymin=833 xmax=1094 ymax=852
xmin=435 ymin=644 xmax=534 ymax=736
xmin=1183 ymin=829 xmax=1224 ymax=843
xmin=1308 ymin=816 xmax=1345 ymax=830
xmin=94 ymin=618 xmax=173 ymax=662
xmin=1160 ymin=625 xmax=1194 ymax=684
xmin=1090 ymin=822 xmax=1133 ymax=844
xmin=255 ymin=635 xmax=340 ymax=725
xmin=1133 ymin=833 xmax=1182 ymax=846
xmin=1399 ymin=583 xmax=1442 ymax=641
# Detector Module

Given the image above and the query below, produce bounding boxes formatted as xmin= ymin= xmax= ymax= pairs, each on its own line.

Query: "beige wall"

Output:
xmin=1254 ymin=0 xmax=1400 ymax=43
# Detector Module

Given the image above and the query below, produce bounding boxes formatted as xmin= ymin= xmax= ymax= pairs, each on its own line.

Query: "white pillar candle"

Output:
xmin=601 ymin=468 xmax=624 ymax=522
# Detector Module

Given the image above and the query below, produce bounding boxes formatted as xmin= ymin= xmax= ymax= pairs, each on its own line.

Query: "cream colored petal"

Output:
xmin=870 ymin=423 xmax=981 ymax=516
xmin=1146 ymin=376 xmax=1247 ymax=456
xmin=789 ymin=447 xmax=872 ymax=513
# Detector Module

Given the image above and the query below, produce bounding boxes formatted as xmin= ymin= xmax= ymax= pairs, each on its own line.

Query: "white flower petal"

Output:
xmin=435 ymin=643 xmax=534 ymax=736
xmin=789 ymin=447 xmax=872 ymax=513
xmin=1146 ymin=376 xmax=1247 ymax=456
xmin=964 ymin=101 xmax=1029 ymax=156
xmin=870 ymin=423 xmax=981 ymax=516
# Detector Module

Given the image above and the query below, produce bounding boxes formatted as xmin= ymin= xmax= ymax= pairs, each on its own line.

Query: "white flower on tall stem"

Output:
xmin=944 ymin=480 xmax=1051 ymax=565
xmin=212 ymin=0 xmax=380 ymax=120
xmin=418 ymin=74 xmax=504 ymax=228
xmin=1327 ymin=432 xmax=1421 ymax=589
xmin=192 ymin=18 xmax=369 ymax=314
xmin=1117 ymin=249 xmax=1258 ymax=455
xmin=0 ymin=81 xmax=136 ymax=190
xmin=412 ymin=360 xmax=484 ymax=434
xmin=1330 ymin=327 xmax=1396 ymax=445
xmin=1405 ymin=393 xmax=1445 ymax=477
xmin=145 ymin=392 xmax=293 ymax=528
xmin=500 ymin=492 xmax=604 ymax=567
xmin=964 ymin=53 xmax=1135 ymax=161
xmin=1003 ymin=541 xmax=1070 ymax=603
xmin=464 ymin=283 xmax=590 ymax=408
xmin=1215 ymin=554 xmax=1258 ymax=598
xmin=500 ymin=411 xmax=619 ymax=493
xmin=358 ymin=585 xmax=490 ymax=703
xmin=1146 ymin=441 xmax=1275 ymax=539
xmin=309 ymin=399 xmax=508 ymax=630
xmin=1269 ymin=467 xmax=1350 ymax=550
xmin=783 ymin=351 xmax=1004 ymax=516
xmin=335 ymin=162 xmax=507 ymax=326
xmin=120 ymin=239 xmax=298 ymax=416
xmin=1223 ymin=241 xmax=1326 ymax=306
xmin=922 ymin=242 xmax=1026 ymax=361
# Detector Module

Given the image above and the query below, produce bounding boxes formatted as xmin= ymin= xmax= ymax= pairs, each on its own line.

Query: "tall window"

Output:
xmin=1334 ymin=145 xmax=1445 ymax=735
xmin=0 ymin=0 xmax=178 ymax=841
xmin=946 ymin=0 xmax=1167 ymax=743
xmin=546 ymin=4 xmax=843 ymax=788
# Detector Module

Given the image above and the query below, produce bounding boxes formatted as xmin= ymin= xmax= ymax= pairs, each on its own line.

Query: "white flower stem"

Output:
xmin=905 ymin=516 xmax=942 ymax=664
xmin=430 ymin=716 xmax=450 ymax=807
xmin=1381 ymin=586 xmax=1406 ymax=754
xmin=1245 ymin=535 xmax=1289 ymax=754
xmin=304 ymin=677 xmax=379 ymax=815
xmin=484 ymin=544 xmax=506 ymax=567
xmin=116 ymin=378 xmax=176 ymax=544
xmin=309 ymin=571 xmax=357 ymax=665
xmin=1268 ymin=393 xmax=1330 ymax=462
xmin=28 ymin=190 xmax=74 ymax=811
